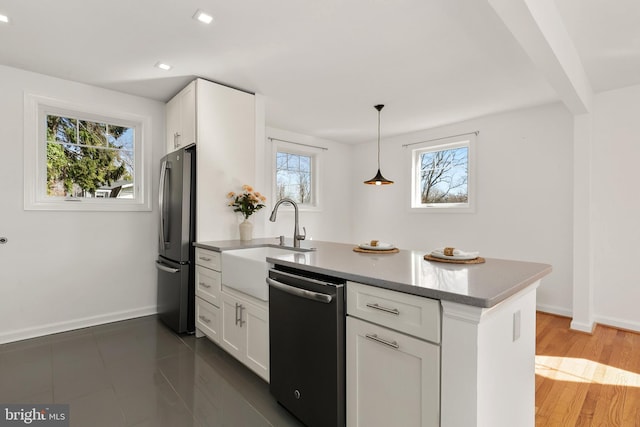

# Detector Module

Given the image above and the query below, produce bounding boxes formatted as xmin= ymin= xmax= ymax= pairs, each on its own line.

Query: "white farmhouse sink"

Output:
xmin=221 ymin=246 xmax=307 ymax=301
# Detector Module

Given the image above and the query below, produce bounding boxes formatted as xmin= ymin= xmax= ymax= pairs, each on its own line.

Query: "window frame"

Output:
xmin=24 ymin=92 xmax=152 ymax=211
xmin=271 ymin=139 xmax=321 ymax=211
xmin=409 ymin=133 xmax=476 ymax=213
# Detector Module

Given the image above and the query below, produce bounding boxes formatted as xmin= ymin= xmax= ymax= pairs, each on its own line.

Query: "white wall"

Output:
xmin=590 ymin=84 xmax=640 ymax=331
xmin=350 ymin=103 xmax=574 ymax=314
xmin=257 ymin=127 xmax=353 ymax=244
xmin=0 ymin=65 xmax=165 ymax=343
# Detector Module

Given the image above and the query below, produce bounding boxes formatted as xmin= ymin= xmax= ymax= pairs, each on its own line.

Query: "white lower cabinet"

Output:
xmin=347 ymin=281 xmax=441 ymax=427
xmin=196 ymin=297 xmax=220 ymax=343
xmin=347 ymin=317 xmax=440 ymax=427
xmin=220 ymin=291 xmax=269 ymax=381
xmin=195 ymin=249 xmax=222 ymax=344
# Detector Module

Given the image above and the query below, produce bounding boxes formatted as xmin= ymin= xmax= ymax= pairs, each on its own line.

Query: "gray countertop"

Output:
xmin=194 ymin=239 xmax=552 ymax=308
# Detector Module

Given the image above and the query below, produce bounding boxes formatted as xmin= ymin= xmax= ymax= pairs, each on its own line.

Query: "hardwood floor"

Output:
xmin=535 ymin=312 xmax=640 ymax=426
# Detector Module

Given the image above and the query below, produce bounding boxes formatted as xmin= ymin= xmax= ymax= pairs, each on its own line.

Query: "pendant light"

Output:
xmin=364 ymin=104 xmax=394 ymax=185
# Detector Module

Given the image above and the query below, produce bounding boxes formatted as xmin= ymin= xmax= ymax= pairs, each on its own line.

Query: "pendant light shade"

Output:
xmin=364 ymin=104 xmax=394 ymax=185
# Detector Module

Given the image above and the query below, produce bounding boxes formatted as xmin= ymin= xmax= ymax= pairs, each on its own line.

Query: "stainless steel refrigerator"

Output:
xmin=156 ymin=145 xmax=196 ymax=333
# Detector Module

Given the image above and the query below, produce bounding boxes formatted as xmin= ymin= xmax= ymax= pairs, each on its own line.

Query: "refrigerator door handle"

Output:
xmin=158 ymin=160 xmax=171 ymax=249
xmin=156 ymin=260 xmax=179 ymax=274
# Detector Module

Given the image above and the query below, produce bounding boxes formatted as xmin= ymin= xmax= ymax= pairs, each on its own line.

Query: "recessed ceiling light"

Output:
xmin=193 ymin=9 xmax=213 ymax=24
xmin=0 ymin=14 xmax=9 ymax=24
xmin=155 ymin=62 xmax=172 ymax=71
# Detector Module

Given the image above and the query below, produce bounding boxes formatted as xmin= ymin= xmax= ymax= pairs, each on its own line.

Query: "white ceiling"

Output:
xmin=0 ymin=0 xmax=637 ymax=143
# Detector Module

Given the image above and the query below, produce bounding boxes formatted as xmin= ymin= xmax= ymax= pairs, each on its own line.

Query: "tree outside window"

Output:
xmin=46 ymin=114 xmax=134 ymax=199
xmin=410 ymin=135 xmax=475 ymax=212
xmin=419 ymin=146 xmax=468 ymax=204
xmin=276 ymin=151 xmax=312 ymax=204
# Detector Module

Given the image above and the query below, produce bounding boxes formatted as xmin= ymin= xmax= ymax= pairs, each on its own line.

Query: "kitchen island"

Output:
xmin=195 ymin=239 xmax=552 ymax=427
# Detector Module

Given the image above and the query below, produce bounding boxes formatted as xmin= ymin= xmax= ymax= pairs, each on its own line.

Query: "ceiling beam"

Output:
xmin=488 ymin=0 xmax=593 ymax=114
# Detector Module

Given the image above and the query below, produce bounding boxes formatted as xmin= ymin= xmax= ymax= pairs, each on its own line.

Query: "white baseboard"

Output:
xmin=569 ymin=319 xmax=595 ymax=333
xmin=536 ymin=303 xmax=572 ymax=318
xmin=594 ymin=315 xmax=640 ymax=334
xmin=0 ymin=306 xmax=158 ymax=345
xmin=536 ymin=304 xmax=640 ymax=334
xmin=537 ymin=304 xmax=595 ymax=332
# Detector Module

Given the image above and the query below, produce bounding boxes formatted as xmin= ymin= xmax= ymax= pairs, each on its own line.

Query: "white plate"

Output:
xmin=430 ymin=251 xmax=478 ymax=261
xmin=359 ymin=242 xmax=395 ymax=251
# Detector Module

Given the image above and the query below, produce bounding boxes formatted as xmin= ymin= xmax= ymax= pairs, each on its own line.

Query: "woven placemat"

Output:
xmin=353 ymin=247 xmax=400 ymax=254
xmin=423 ymin=254 xmax=485 ymax=264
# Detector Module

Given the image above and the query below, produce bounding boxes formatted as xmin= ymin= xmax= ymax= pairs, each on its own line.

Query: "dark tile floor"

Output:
xmin=0 ymin=316 xmax=303 ymax=427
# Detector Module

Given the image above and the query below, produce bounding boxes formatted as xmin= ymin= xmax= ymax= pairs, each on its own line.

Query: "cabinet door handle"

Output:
xmin=198 ymin=315 xmax=211 ymax=324
xmin=199 ymin=281 xmax=211 ymax=289
xmin=235 ymin=303 xmax=245 ymax=327
xmin=238 ymin=304 xmax=245 ymax=327
xmin=174 ymin=132 xmax=181 ymax=148
xmin=366 ymin=302 xmax=400 ymax=316
xmin=365 ymin=333 xmax=399 ymax=349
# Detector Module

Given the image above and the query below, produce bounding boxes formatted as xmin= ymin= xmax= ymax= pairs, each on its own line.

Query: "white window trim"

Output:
xmin=270 ymin=138 xmax=322 ymax=211
xmin=24 ymin=92 xmax=152 ymax=211
xmin=408 ymin=133 xmax=476 ymax=213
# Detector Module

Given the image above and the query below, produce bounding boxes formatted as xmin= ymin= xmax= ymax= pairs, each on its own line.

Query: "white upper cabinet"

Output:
xmin=165 ymin=78 xmax=259 ymax=241
xmin=166 ymin=80 xmax=196 ymax=153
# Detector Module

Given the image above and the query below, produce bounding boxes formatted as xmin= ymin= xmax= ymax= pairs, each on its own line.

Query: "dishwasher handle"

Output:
xmin=266 ymin=277 xmax=333 ymax=304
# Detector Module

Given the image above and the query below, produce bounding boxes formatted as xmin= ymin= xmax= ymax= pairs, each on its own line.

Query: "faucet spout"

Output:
xmin=269 ymin=198 xmax=306 ymax=248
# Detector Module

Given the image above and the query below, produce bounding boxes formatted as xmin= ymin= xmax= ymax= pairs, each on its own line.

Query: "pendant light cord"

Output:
xmin=377 ymin=108 xmax=381 ymax=169
xmin=375 ymin=104 xmax=384 ymax=170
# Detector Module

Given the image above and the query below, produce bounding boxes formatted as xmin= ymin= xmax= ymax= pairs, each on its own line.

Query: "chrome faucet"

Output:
xmin=269 ymin=198 xmax=306 ymax=248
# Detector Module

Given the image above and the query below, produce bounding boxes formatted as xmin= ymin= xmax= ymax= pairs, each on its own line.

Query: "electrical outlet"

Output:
xmin=513 ymin=310 xmax=521 ymax=341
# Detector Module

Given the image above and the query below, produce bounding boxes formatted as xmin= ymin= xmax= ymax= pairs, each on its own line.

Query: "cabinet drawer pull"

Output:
xmin=234 ymin=303 xmax=246 ymax=327
xmin=366 ymin=302 xmax=400 ymax=316
xmin=199 ymin=256 xmax=212 ymax=262
xmin=365 ymin=333 xmax=399 ymax=349
xmin=198 ymin=315 xmax=211 ymax=324
xmin=199 ymin=281 xmax=211 ymax=288
xmin=235 ymin=303 xmax=246 ymax=327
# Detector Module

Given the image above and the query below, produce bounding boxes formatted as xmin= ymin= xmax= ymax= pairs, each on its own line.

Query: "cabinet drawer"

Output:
xmin=195 ymin=248 xmax=221 ymax=271
xmin=196 ymin=297 xmax=220 ymax=343
xmin=196 ymin=265 xmax=221 ymax=307
xmin=347 ymin=281 xmax=441 ymax=344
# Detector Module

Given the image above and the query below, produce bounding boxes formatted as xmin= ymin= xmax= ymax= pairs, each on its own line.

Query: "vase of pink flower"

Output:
xmin=227 ymin=185 xmax=266 ymax=240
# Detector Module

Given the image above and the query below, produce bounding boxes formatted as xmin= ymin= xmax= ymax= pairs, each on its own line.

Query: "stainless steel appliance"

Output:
xmin=267 ymin=266 xmax=346 ymax=427
xmin=156 ymin=145 xmax=196 ymax=333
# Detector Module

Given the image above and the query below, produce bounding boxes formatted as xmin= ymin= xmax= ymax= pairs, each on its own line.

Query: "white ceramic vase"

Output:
xmin=239 ymin=219 xmax=253 ymax=241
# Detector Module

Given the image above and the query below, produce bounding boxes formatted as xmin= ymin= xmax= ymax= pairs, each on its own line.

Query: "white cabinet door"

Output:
xmin=166 ymin=95 xmax=180 ymax=153
xmin=347 ymin=317 xmax=440 ymax=427
xmin=243 ymin=302 xmax=269 ymax=381
xmin=219 ymin=292 xmax=270 ymax=381
xmin=180 ymin=81 xmax=196 ymax=147
xmin=220 ymin=293 xmax=244 ymax=361
xmin=165 ymin=80 xmax=196 ymax=153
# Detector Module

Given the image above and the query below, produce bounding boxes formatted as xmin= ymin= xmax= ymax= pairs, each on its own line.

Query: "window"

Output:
xmin=410 ymin=134 xmax=476 ymax=212
xmin=45 ymin=115 xmax=134 ymax=199
xmin=24 ymin=93 xmax=151 ymax=211
xmin=271 ymin=139 xmax=321 ymax=208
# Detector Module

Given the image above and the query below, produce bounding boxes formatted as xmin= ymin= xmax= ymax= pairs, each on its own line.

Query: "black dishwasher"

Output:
xmin=267 ymin=266 xmax=346 ymax=427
